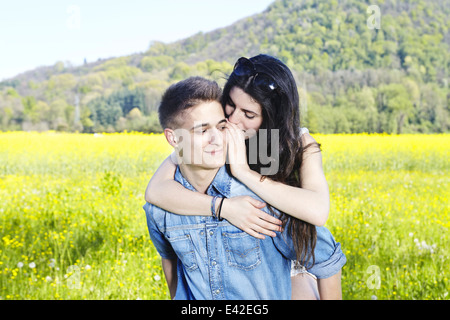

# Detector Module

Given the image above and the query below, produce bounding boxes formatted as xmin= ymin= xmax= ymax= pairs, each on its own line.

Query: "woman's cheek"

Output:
xmin=225 ymin=105 xmax=233 ymax=118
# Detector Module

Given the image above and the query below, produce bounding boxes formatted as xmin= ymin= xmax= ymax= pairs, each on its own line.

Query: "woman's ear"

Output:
xmin=164 ymin=129 xmax=178 ymax=148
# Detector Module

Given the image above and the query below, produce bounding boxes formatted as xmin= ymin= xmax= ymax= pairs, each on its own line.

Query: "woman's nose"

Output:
xmin=228 ymin=111 xmax=244 ymax=129
xmin=228 ymin=109 xmax=240 ymax=124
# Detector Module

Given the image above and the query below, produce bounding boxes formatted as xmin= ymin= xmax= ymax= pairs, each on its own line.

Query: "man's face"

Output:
xmin=170 ymin=101 xmax=227 ymax=169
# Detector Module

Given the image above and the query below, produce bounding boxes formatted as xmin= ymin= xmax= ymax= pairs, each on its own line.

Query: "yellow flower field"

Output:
xmin=0 ymin=132 xmax=448 ymax=300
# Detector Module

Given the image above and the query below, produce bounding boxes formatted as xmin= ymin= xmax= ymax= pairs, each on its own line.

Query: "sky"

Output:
xmin=0 ymin=0 xmax=275 ymax=81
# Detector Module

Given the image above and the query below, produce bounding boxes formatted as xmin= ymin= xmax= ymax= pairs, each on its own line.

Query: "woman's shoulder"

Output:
xmin=299 ymin=127 xmax=318 ymax=145
xmin=300 ymin=127 xmax=309 ymax=136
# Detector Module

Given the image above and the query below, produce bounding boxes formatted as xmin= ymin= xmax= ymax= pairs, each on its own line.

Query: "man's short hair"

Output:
xmin=158 ymin=77 xmax=222 ymax=129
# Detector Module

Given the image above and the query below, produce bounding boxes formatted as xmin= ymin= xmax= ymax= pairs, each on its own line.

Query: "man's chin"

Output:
xmin=200 ymin=155 xmax=226 ymax=169
xmin=202 ymin=160 xmax=225 ymax=169
xmin=200 ymin=164 xmax=224 ymax=171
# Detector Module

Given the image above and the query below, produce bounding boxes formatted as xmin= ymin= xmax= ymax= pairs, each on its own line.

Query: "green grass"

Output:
xmin=0 ymin=132 xmax=448 ymax=300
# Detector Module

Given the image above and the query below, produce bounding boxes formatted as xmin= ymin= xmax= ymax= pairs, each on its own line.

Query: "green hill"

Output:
xmin=1 ymin=0 xmax=448 ymax=134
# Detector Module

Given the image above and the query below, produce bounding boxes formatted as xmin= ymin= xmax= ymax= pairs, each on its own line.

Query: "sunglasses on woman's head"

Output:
xmin=233 ymin=57 xmax=279 ymax=93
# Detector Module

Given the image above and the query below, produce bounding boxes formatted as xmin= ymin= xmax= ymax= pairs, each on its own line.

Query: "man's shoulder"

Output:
xmin=143 ymin=202 xmax=167 ymax=225
xmin=229 ymin=177 xmax=263 ymax=202
xmin=143 ymin=202 xmax=166 ymax=214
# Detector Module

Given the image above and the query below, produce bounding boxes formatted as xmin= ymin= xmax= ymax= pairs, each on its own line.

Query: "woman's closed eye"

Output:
xmin=227 ymin=104 xmax=256 ymax=120
xmin=244 ymin=112 xmax=256 ymax=119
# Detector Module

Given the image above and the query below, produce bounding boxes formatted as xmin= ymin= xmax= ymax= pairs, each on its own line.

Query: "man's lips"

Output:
xmin=204 ymin=148 xmax=223 ymax=156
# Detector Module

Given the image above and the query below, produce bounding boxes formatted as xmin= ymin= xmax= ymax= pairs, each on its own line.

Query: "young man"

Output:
xmin=144 ymin=77 xmax=345 ymax=300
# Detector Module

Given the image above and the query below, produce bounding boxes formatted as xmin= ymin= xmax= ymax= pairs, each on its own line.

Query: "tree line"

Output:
xmin=0 ymin=0 xmax=448 ymax=134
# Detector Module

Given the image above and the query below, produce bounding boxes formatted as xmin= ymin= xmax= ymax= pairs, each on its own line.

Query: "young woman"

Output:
xmin=145 ymin=55 xmax=344 ymax=299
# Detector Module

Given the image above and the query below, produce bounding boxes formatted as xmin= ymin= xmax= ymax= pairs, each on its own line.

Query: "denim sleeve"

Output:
xmin=305 ymin=226 xmax=346 ymax=279
xmin=143 ymin=203 xmax=177 ymax=260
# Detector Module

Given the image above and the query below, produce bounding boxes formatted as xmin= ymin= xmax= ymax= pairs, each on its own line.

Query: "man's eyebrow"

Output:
xmin=190 ymin=123 xmax=209 ymax=131
xmin=190 ymin=119 xmax=227 ymax=131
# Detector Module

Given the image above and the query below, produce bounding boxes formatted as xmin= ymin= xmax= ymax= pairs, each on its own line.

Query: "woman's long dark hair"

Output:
xmin=222 ymin=54 xmax=319 ymax=266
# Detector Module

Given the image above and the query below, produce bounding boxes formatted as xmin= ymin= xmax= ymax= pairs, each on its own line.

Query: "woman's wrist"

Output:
xmin=217 ymin=197 xmax=230 ymax=221
xmin=236 ymin=166 xmax=260 ymax=186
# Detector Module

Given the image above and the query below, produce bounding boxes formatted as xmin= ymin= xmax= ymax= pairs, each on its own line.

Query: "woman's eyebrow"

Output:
xmin=242 ymin=109 xmax=258 ymax=115
xmin=228 ymin=95 xmax=260 ymax=116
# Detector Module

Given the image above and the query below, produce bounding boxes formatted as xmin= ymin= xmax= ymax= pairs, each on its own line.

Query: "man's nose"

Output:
xmin=209 ymin=128 xmax=222 ymax=144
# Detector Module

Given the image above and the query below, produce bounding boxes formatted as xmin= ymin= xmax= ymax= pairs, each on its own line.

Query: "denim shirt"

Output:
xmin=144 ymin=165 xmax=346 ymax=300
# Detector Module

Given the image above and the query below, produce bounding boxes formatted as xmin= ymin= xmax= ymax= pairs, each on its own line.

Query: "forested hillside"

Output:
xmin=1 ymin=0 xmax=448 ymax=134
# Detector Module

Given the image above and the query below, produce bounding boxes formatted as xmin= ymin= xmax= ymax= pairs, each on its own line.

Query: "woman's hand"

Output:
xmin=225 ymin=121 xmax=251 ymax=177
xmin=220 ymin=196 xmax=283 ymax=240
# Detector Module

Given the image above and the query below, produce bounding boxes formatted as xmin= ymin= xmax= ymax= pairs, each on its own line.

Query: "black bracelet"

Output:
xmin=217 ymin=197 xmax=225 ymax=221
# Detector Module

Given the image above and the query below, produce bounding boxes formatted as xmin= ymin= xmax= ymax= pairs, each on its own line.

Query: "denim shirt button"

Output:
xmin=209 ymin=231 xmax=214 ymax=236
xmin=211 ymin=261 xmax=217 ymax=266
xmin=215 ymin=289 xmax=220 ymax=294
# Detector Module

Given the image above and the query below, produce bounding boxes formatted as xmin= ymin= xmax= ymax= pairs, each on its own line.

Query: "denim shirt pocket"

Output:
xmin=166 ymin=233 xmax=198 ymax=271
xmin=223 ymin=231 xmax=261 ymax=270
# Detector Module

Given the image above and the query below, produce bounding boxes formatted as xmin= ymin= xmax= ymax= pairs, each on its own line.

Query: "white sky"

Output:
xmin=0 ymin=0 xmax=274 ymax=80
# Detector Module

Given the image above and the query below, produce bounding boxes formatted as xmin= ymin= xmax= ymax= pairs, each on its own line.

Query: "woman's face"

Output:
xmin=225 ymin=87 xmax=263 ymax=138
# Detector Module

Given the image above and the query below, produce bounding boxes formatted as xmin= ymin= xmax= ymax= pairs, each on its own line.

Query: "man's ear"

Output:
xmin=164 ymin=129 xmax=178 ymax=147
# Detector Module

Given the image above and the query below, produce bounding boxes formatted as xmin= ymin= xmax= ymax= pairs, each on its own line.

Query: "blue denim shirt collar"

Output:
xmin=174 ymin=165 xmax=232 ymax=198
